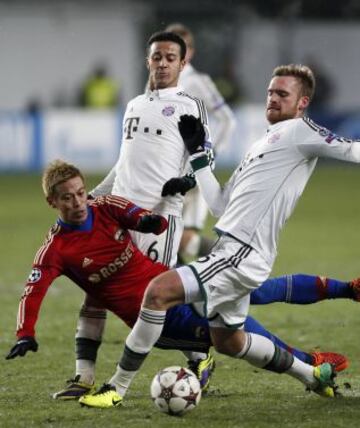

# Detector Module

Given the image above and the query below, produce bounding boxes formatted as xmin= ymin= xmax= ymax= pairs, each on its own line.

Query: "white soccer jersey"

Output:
xmin=179 ymin=64 xmax=235 ymax=152
xmin=92 ymin=85 xmax=211 ymax=217
xmin=195 ymin=117 xmax=360 ymax=266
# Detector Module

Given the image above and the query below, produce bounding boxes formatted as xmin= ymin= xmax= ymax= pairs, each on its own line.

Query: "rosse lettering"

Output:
xmin=88 ymin=242 xmax=134 ymax=283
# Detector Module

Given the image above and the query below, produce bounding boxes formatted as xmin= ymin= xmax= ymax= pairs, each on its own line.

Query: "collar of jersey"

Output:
xmin=267 ymin=117 xmax=300 ymax=132
xmin=57 ymin=206 xmax=94 ymax=231
xmin=146 ymin=85 xmax=184 ymax=99
xmin=181 ymin=63 xmax=194 ymax=79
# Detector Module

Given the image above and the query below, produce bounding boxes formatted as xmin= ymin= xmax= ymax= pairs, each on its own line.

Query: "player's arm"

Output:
xmin=178 ymin=115 xmax=229 ymax=217
xmin=296 ymin=119 xmax=360 ymax=163
xmin=196 ymin=74 xmax=236 ymax=152
xmin=89 ymin=164 xmax=117 ymax=198
xmin=6 ymin=265 xmax=58 ymax=360
xmin=104 ymin=196 xmax=168 ymax=234
xmin=211 ymin=103 xmax=236 ymax=153
xmin=162 ymin=99 xmax=215 ymax=198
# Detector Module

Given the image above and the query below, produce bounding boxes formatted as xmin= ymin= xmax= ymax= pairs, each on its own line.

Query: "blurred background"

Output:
xmin=1 ymin=0 xmax=360 ymax=172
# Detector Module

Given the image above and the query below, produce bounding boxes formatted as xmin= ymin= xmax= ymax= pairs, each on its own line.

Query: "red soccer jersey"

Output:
xmin=16 ymin=195 xmax=168 ymax=338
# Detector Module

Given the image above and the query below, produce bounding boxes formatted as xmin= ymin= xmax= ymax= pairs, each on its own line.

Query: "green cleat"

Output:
xmin=52 ymin=375 xmax=95 ymax=400
xmin=312 ymin=363 xmax=337 ymax=398
xmin=79 ymin=384 xmax=122 ymax=408
xmin=188 ymin=354 xmax=216 ymax=392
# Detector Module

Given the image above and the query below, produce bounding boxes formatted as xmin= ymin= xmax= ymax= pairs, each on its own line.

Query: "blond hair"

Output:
xmin=42 ymin=159 xmax=84 ymax=198
xmin=272 ymin=64 xmax=315 ymax=101
xmin=165 ymin=23 xmax=194 ymax=49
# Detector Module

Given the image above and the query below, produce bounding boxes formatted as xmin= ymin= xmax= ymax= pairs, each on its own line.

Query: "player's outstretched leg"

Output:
xmin=251 ymin=274 xmax=354 ymax=305
xmin=244 ymin=315 xmax=348 ymax=372
xmin=211 ymin=328 xmax=339 ymax=398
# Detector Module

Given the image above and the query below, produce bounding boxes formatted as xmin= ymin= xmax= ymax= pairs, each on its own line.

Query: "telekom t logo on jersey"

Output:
xmin=124 ymin=116 xmax=163 ymax=140
xmin=124 ymin=117 xmax=140 ymax=140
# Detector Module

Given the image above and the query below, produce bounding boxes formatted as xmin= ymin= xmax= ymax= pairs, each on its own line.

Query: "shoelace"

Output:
xmin=94 ymin=384 xmax=115 ymax=395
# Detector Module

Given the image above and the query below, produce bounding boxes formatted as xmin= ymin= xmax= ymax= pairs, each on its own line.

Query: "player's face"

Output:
xmin=147 ymin=41 xmax=185 ymax=90
xmin=48 ymin=176 xmax=88 ymax=225
xmin=266 ymin=76 xmax=309 ymax=124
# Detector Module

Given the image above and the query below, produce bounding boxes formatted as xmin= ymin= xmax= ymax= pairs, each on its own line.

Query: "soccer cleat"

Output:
xmin=349 ymin=277 xmax=360 ymax=301
xmin=312 ymin=362 xmax=337 ymax=397
xmin=79 ymin=384 xmax=122 ymax=408
xmin=52 ymin=375 xmax=95 ymax=400
xmin=188 ymin=354 xmax=216 ymax=392
xmin=311 ymin=352 xmax=349 ymax=373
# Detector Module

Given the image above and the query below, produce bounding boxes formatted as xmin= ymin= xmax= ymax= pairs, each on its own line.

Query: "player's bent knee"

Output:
xmin=143 ymin=270 xmax=185 ymax=310
xmin=210 ymin=328 xmax=247 ymax=356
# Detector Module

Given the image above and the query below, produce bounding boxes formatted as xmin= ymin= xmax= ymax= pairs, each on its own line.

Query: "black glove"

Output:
xmin=178 ymin=115 xmax=206 ymax=155
xmin=6 ymin=336 xmax=38 ymax=360
xmin=161 ymin=176 xmax=196 ymax=197
xmin=136 ymin=214 xmax=168 ymax=234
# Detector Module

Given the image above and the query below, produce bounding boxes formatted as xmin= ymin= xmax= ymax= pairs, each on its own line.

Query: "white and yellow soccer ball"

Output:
xmin=150 ymin=366 xmax=201 ymax=416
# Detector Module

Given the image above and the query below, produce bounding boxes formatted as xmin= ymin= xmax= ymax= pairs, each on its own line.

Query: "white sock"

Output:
xmin=109 ymin=366 xmax=137 ymax=397
xmin=76 ymin=359 xmax=95 ymax=384
xmin=236 ymin=333 xmax=275 ymax=367
xmin=108 ymin=308 xmax=167 ymax=397
xmin=182 ymin=351 xmax=208 ymax=361
xmin=286 ymin=357 xmax=317 ymax=388
xmin=237 ymin=333 xmax=317 ymax=388
xmin=126 ymin=307 xmax=166 ymax=353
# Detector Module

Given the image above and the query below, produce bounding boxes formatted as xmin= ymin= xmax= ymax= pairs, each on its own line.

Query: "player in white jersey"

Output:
xmin=81 ymin=64 xmax=360 ymax=408
xmin=54 ymin=31 xmax=216 ymax=400
xmin=165 ymin=23 xmax=236 ymax=261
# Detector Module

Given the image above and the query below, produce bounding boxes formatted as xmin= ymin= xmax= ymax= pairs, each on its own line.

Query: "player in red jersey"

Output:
xmin=6 ymin=160 xmax=348 ymax=403
xmin=10 ymin=160 xmax=168 ymax=341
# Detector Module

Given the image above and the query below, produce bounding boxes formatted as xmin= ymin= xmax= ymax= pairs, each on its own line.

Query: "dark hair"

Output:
xmin=272 ymin=64 xmax=316 ymax=101
xmin=147 ymin=31 xmax=187 ymax=60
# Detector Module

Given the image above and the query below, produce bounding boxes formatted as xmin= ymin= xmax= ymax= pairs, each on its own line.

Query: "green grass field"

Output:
xmin=1 ymin=164 xmax=360 ymax=427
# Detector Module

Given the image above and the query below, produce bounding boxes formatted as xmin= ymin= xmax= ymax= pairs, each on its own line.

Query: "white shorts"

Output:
xmin=177 ymin=235 xmax=272 ymax=328
xmin=182 ymin=186 xmax=209 ymax=230
xmin=129 ymin=214 xmax=183 ymax=268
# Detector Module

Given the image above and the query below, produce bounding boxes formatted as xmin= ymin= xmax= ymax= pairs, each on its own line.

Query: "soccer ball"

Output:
xmin=150 ymin=366 xmax=201 ymax=416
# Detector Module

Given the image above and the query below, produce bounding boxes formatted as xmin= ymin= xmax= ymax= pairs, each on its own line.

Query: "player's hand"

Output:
xmin=178 ymin=115 xmax=206 ymax=155
xmin=136 ymin=214 xmax=168 ymax=235
xmin=6 ymin=336 xmax=38 ymax=360
xmin=161 ymin=176 xmax=196 ymax=197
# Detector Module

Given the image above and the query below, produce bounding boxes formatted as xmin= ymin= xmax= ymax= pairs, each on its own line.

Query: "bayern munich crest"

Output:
xmin=268 ymin=132 xmax=281 ymax=144
xmin=162 ymin=105 xmax=175 ymax=116
xmin=27 ymin=268 xmax=42 ymax=283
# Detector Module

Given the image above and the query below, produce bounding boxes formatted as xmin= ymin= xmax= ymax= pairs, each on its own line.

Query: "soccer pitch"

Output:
xmin=1 ymin=164 xmax=360 ymax=427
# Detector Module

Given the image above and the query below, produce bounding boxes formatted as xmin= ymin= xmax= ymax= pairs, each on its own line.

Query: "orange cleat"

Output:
xmin=349 ymin=278 xmax=360 ymax=301
xmin=311 ymin=352 xmax=349 ymax=373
